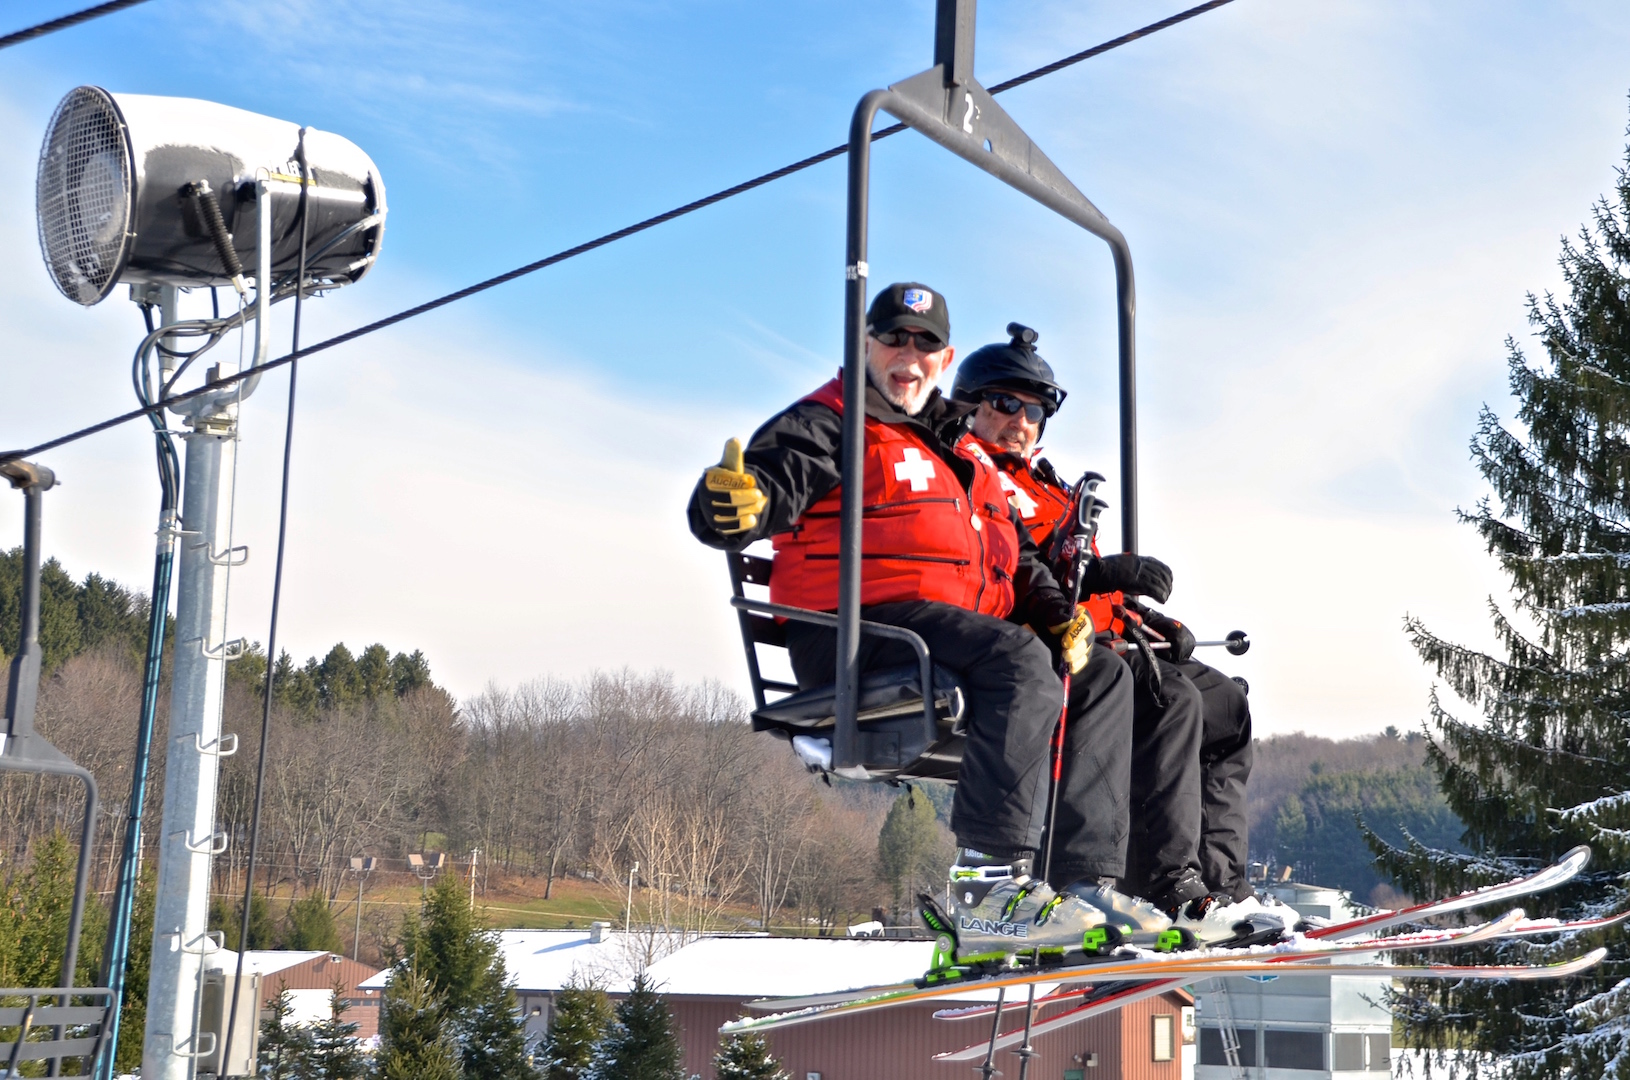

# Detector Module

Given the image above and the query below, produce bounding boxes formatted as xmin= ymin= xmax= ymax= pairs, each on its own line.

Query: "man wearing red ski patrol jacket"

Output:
xmin=956 ymin=326 xmax=1255 ymax=915
xmin=689 ymin=283 xmax=1156 ymax=948
xmin=768 ymin=377 xmax=1019 ymax=619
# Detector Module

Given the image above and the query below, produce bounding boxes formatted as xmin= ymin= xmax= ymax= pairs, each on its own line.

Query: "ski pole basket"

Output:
xmin=0 ymin=988 xmax=117 ymax=1077
xmin=727 ymin=551 xmax=966 ymax=782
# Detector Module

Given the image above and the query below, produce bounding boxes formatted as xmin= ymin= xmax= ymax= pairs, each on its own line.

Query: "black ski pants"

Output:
xmin=785 ymin=600 xmax=1132 ymax=872
xmin=1118 ymin=655 xmax=1205 ymax=906
xmin=1178 ymin=659 xmax=1254 ymax=901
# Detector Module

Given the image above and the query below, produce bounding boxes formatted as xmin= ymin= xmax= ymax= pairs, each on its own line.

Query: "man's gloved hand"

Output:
xmin=702 ymin=438 xmax=768 ymax=535
xmin=1082 ymin=553 xmax=1173 ymax=604
xmin=1144 ymin=610 xmax=1196 ymax=664
xmin=1048 ymin=604 xmax=1094 ymax=675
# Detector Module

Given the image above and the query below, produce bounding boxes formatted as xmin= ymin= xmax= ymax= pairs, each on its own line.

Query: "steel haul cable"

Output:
xmin=0 ymin=0 xmax=1235 ymax=468
xmin=0 ymin=0 xmax=154 ymax=51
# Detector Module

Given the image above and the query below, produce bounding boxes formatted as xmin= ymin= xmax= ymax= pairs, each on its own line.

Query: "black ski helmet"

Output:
xmin=952 ymin=323 xmax=1067 ymax=414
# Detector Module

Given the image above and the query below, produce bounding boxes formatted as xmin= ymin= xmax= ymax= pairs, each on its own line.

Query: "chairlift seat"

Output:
xmin=727 ymin=551 xmax=967 ymax=783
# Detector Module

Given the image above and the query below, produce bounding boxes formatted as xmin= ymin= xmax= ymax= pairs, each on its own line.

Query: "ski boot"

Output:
xmin=1064 ymin=878 xmax=1195 ymax=953
xmin=1171 ymin=892 xmax=1297 ymax=947
xmin=928 ymin=850 xmax=1125 ymax=976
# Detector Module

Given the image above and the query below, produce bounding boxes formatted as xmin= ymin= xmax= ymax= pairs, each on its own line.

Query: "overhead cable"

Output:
xmin=0 ymin=0 xmax=154 ymax=51
xmin=0 ymin=0 xmax=1236 ymax=466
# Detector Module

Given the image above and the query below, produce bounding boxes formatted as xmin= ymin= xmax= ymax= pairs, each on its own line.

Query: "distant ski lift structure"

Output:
xmin=729 ymin=0 xmax=1144 ymax=783
xmin=0 ymin=459 xmax=121 ymax=1076
xmin=32 ymin=86 xmax=388 ymax=1080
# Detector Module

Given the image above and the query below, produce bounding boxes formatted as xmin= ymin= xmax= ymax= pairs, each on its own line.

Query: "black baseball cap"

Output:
xmin=867 ymin=282 xmax=950 ymax=343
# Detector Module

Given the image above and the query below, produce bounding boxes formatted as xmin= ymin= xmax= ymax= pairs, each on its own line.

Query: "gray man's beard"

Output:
xmin=866 ymin=360 xmax=934 ymax=416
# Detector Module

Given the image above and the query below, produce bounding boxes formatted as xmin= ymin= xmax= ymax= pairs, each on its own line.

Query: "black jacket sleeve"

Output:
xmin=1009 ymin=504 xmax=1073 ymax=630
xmin=687 ymin=399 xmax=845 ymax=551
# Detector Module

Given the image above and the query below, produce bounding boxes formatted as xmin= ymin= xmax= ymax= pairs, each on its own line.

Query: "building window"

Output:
xmin=1264 ymin=1029 xmax=1325 ymax=1071
xmin=1368 ymin=1033 xmax=1391 ymax=1071
xmin=1333 ymin=1033 xmax=1364 ymax=1071
xmin=1199 ymin=1027 xmax=1257 ymax=1067
xmin=1153 ymin=1014 xmax=1175 ymax=1062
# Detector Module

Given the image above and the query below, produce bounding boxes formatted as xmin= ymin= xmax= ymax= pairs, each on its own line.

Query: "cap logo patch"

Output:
xmin=902 ymin=288 xmax=933 ymax=313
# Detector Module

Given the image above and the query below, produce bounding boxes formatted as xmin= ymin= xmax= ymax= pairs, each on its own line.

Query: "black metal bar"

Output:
xmin=727 ymin=557 xmax=772 ymax=712
xmin=730 ymin=596 xmax=941 ymax=750
xmin=835 ymin=89 xmax=892 ymax=771
xmin=934 ymin=0 xmax=976 ymax=87
xmin=3 ymin=472 xmax=49 ymax=738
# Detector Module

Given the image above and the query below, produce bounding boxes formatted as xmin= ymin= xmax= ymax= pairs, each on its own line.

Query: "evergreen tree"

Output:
xmin=876 ymin=790 xmax=949 ymax=912
xmin=592 ymin=973 xmax=684 ymax=1080
xmin=462 ymin=963 xmax=541 ymax=1080
xmin=258 ymin=985 xmax=317 ymax=1080
xmin=541 ymin=976 xmax=614 ymax=1080
xmin=0 ymin=830 xmax=106 ymax=988
xmin=1375 ymin=123 xmax=1630 ymax=1076
xmin=712 ymin=1032 xmax=789 ymax=1080
xmin=392 ymin=870 xmax=537 ymax=1078
xmin=209 ymin=889 xmax=275 ymax=951
xmin=309 ymin=986 xmax=369 ymax=1080
xmin=378 ymin=967 xmax=462 ymax=1080
xmin=398 ymin=872 xmax=497 ymax=1016
xmin=284 ymin=891 xmax=345 ymax=953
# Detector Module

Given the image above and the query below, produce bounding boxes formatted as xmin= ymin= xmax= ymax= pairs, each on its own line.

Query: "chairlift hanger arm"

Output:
xmin=833 ymin=0 xmax=1139 ymax=770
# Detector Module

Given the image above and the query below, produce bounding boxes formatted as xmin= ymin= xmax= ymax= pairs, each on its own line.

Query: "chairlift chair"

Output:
xmin=727 ymin=0 xmax=1140 ymax=784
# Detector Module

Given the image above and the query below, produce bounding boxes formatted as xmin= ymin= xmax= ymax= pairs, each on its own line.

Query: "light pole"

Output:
xmin=348 ymin=857 xmax=376 ymax=962
xmin=408 ymin=852 xmax=443 ymax=896
xmin=625 ymin=862 xmax=639 ymax=930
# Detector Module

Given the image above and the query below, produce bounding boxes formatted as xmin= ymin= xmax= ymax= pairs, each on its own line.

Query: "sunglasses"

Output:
xmin=983 ymin=392 xmax=1049 ymax=423
xmin=872 ymin=329 xmax=946 ymax=352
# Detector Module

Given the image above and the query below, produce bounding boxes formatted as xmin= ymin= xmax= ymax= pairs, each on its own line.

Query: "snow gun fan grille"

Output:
xmin=36 ymin=86 xmax=133 ymax=306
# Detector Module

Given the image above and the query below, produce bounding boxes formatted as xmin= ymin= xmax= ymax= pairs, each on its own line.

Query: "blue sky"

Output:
xmin=3 ymin=0 xmax=1630 ymax=736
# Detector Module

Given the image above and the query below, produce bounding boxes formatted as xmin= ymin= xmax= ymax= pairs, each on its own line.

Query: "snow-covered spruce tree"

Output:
xmin=378 ymin=966 xmax=463 ymax=1080
xmin=591 ymin=973 xmax=685 ymax=1080
xmin=542 ymin=976 xmax=614 ymax=1080
xmin=1374 ymin=123 xmax=1630 ymax=1078
xmin=308 ymin=987 xmax=369 ymax=1080
xmin=713 ymin=1031 xmax=789 ymax=1080
xmin=258 ymin=985 xmax=316 ymax=1080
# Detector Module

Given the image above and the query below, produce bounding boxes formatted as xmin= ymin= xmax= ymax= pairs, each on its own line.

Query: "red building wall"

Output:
xmin=257 ymin=954 xmax=383 ymax=1040
xmin=668 ymin=990 xmax=1190 ymax=1080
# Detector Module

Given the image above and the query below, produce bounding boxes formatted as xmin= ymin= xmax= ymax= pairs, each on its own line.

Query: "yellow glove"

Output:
xmin=703 ymin=438 xmax=769 ymax=535
xmin=1049 ymin=603 xmax=1094 ymax=675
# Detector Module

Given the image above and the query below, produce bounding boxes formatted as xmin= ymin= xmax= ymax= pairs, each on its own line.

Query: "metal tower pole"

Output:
xmin=141 ymin=408 xmax=238 ymax=1079
xmin=142 ymin=178 xmax=274 ymax=1080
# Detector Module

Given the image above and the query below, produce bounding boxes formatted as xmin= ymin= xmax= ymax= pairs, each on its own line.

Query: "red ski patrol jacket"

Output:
xmin=687 ymin=376 xmax=1073 ymax=632
xmin=771 ymin=379 xmax=1020 ymax=617
xmin=968 ymin=435 xmax=1125 ymax=637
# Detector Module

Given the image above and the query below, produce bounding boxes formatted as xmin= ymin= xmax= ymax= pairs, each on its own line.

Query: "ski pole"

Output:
xmin=1123 ymin=630 xmax=1250 ymax=655
xmin=1040 ymin=472 xmax=1103 ymax=882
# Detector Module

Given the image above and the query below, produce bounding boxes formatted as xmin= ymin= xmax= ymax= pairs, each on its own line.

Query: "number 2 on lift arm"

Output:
xmin=963 ymin=92 xmax=976 ymax=134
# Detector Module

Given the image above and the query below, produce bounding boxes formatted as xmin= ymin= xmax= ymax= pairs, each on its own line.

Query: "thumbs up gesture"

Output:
xmin=703 ymin=438 xmax=769 ymax=535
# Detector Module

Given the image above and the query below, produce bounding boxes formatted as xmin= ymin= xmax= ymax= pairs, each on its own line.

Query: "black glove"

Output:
xmin=1143 ymin=610 xmax=1195 ymax=663
xmin=1081 ymin=553 xmax=1173 ymax=604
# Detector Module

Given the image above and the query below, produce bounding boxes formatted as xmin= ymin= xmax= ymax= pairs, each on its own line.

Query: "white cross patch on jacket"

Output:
xmin=998 ymin=471 xmax=1038 ymax=517
xmin=893 ymin=447 xmax=937 ymax=492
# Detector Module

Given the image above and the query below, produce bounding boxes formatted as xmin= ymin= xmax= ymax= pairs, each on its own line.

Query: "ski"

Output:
xmin=930 ymin=907 xmax=1628 ymax=1022
xmin=742 ymin=845 xmax=1595 ymax=1017
xmin=720 ymin=911 xmax=1591 ymax=1036
xmin=928 ymin=949 xmax=1609 ymax=1063
xmin=724 ymin=946 xmax=1605 ymax=1035
xmin=1306 ymin=844 xmax=1591 ymax=941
